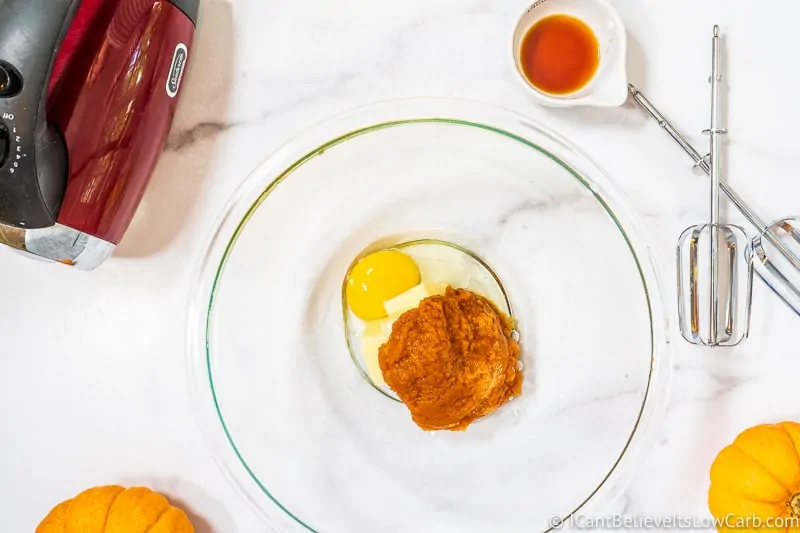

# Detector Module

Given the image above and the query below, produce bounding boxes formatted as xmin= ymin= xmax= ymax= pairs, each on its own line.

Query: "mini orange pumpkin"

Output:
xmin=709 ymin=422 xmax=800 ymax=531
xmin=36 ymin=485 xmax=194 ymax=533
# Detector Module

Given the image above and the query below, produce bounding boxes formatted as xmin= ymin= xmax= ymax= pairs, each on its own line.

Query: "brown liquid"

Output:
xmin=519 ymin=14 xmax=599 ymax=95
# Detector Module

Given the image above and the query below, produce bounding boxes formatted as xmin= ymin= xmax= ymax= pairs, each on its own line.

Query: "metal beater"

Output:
xmin=674 ymin=26 xmax=753 ymax=346
xmin=629 ymin=79 xmax=800 ymax=317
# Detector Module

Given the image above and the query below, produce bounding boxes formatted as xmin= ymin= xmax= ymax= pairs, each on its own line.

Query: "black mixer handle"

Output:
xmin=0 ymin=0 xmax=80 ymax=229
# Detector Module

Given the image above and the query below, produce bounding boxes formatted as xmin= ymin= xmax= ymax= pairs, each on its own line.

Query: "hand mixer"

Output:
xmin=0 ymin=0 xmax=198 ymax=270
xmin=663 ymin=26 xmax=753 ymax=346
xmin=629 ymin=54 xmax=800 ymax=321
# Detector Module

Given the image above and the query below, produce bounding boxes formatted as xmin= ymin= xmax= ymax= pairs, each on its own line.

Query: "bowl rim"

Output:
xmin=185 ymin=96 xmax=672 ymax=532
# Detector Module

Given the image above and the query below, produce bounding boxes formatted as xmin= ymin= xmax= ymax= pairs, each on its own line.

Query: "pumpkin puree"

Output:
xmin=378 ymin=287 xmax=522 ymax=431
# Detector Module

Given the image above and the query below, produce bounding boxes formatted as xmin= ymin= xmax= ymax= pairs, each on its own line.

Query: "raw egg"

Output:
xmin=346 ymin=250 xmax=421 ymax=321
xmin=346 ymin=241 xmax=514 ymax=391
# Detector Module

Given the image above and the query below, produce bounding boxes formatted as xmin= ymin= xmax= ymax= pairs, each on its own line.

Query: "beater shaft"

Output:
xmin=665 ymin=26 xmax=752 ymax=346
xmin=628 ymin=88 xmax=800 ymax=293
xmin=706 ymin=25 xmax=724 ymax=344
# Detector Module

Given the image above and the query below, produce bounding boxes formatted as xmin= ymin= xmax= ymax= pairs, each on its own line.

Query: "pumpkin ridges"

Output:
xmin=102 ymin=487 xmax=127 ymax=532
xmin=709 ymin=423 xmax=800 ymax=533
xmin=709 ymin=485 xmax=787 ymax=520
xmin=105 ymin=487 xmax=171 ymax=533
xmin=35 ymin=499 xmax=71 ymax=533
xmin=64 ymin=485 xmax=125 ymax=533
xmin=146 ymin=507 xmax=195 ymax=533
xmin=733 ymin=424 xmax=800 ymax=493
xmin=711 ymin=444 xmax=791 ymax=503
xmin=36 ymin=486 xmax=194 ymax=533
xmin=780 ymin=423 xmax=800 ymax=486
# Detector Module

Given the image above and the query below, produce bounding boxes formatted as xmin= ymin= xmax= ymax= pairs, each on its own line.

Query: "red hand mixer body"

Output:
xmin=0 ymin=0 xmax=198 ymax=269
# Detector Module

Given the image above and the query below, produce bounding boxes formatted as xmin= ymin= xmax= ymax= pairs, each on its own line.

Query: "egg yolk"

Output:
xmin=346 ymin=250 xmax=421 ymax=321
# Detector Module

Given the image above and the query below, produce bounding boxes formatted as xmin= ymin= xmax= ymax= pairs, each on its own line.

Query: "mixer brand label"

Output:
xmin=166 ymin=43 xmax=188 ymax=98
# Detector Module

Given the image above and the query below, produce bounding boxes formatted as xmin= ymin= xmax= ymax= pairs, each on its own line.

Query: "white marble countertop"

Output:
xmin=3 ymin=0 xmax=800 ymax=531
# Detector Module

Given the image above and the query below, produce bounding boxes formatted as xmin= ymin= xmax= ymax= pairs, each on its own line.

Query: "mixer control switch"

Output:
xmin=0 ymin=63 xmax=22 ymax=97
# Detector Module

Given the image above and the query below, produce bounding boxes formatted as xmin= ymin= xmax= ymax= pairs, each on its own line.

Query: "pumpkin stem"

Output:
xmin=790 ymin=493 xmax=800 ymax=516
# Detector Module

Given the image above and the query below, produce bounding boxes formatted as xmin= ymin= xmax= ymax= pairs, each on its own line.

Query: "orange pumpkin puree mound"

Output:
xmin=378 ymin=286 xmax=523 ymax=431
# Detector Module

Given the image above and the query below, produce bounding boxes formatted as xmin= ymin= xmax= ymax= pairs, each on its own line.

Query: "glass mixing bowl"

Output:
xmin=187 ymin=98 xmax=671 ymax=533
